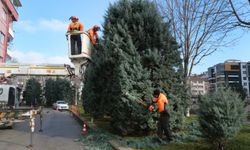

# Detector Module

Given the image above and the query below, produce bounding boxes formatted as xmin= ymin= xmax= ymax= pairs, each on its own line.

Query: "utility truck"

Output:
xmin=0 ymin=79 xmax=41 ymax=128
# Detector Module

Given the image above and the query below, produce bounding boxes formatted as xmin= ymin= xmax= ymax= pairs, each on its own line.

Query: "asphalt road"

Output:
xmin=0 ymin=108 xmax=84 ymax=150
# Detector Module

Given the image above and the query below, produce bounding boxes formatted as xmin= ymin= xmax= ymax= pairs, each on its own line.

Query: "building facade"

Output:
xmin=0 ymin=63 xmax=69 ymax=88
xmin=207 ymin=60 xmax=250 ymax=96
xmin=240 ymin=62 xmax=249 ymax=96
xmin=189 ymin=75 xmax=209 ymax=96
xmin=0 ymin=0 xmax=22 ymax=62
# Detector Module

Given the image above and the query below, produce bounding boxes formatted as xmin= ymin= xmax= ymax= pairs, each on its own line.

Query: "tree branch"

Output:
xmin=229 ymin=0 xmax=250 ymax=27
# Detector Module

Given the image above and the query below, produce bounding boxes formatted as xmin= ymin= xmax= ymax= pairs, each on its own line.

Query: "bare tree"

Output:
xmin=229 ymin=0 xmax=250 ymax=28
xmin=155 ymin=0 xmax=237 ymax=81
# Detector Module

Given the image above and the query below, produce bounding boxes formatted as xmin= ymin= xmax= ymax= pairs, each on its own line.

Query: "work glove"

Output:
xmin=148 ymin=105 xmax=155 ymax=111
xmin=94 ymin=43 xmax=99 ymax=49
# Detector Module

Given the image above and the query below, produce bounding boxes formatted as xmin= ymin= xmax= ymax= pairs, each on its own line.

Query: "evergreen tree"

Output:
xmin=54 ymin=78 xmax=74 ymax=103
xmin=44 ymin=78 xmax=74 ymax=106
xmin=229 ymin=83 xmax=247 ymax=103
xmin=83 ymin=0 xmax=187 ymax=135
xmin=198 ymin=88 xmax=246 ymax=150
xmin=44 ymin=78 xmax=56 ymax=106
xmin=25 ymin=78 xmax=42 ymax=106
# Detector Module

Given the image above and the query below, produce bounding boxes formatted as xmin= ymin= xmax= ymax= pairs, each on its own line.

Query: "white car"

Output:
xmin=53 ymin=100 xmax=69 ymax=110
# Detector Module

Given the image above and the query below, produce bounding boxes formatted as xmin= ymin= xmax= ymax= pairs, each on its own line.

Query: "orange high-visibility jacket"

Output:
xmin=155 ymin=93 xmax=169 ymax=113
xmin=67 ymin=22 xmax=84 ymax=32
xmin=88 ymin=27 xmax=98 ymax=45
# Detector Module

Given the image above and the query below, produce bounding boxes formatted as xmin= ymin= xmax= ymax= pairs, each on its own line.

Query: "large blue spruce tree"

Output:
xmin=83 ymin=0 xmax=187 ymax=135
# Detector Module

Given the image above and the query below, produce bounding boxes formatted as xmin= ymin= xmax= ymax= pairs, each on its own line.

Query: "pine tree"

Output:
xmin=83 ymin=0 xmax=187 ymax=135
xmin=45 ymin=78 xmax=56 ymax=106
xmin=198 ymin=88 xmax=246 ymax=150
xmin=44 ymin=78 xmax=73 ymax=106
xmin=25 ymin=78 xmax=42 ymax=106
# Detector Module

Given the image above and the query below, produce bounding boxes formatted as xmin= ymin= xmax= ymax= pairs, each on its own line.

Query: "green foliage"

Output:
xmin=24 ymin=78 xmax=42 ymax=106
xmin=154 ymin=124 xmax=250 ymax=150
xmin=44 ymin=78 xmax=74 ymax=106
xmin=198 ymin=88 xmax=246 ymax=150
xmin=225 ymin=125 xmax=250 ymax=150
xmin=81 ymin=128 xmax=120 ymax=150
xmin=228 ymin=83 xmax=247 ymax=103
xmin=83 ymin=0 xmax=187 ymax=135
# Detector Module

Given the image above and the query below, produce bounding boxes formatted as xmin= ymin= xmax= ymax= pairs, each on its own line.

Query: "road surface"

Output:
xmin=0 ymin=108 xmax=84 ymax=150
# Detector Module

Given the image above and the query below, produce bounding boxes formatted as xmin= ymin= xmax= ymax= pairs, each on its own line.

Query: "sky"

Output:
xmin=11 ymin=0 xmax=116 ymax=65
xmin=10 ymin=0 xmax=250 ymax=74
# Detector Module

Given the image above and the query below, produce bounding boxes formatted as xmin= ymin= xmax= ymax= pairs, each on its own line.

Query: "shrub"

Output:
xmin=198 ymin=88 xmax=246 ymax=150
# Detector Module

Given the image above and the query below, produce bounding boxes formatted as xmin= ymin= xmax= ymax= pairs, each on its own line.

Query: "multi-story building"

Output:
xmin=207 ymin=60 xmax=250 ymax=96
xmin=0 ymin=0 xmax=22 ymax=62
xmin=208 ymin=63 xmax=225 ymax=92
xmin=189 ymin=74 xmax=209 ymax=96
xmin=240 ymin=62 xmax=249 ymax=96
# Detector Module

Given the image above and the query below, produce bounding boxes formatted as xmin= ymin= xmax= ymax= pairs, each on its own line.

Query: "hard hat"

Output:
xmin=93 ymin=25 xmax=100 ymax=30
xmin=69 ymin=16 xmax=78 ymax=21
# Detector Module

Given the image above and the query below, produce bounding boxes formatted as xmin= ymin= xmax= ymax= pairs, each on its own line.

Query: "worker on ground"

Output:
xmin=88 ymin=25 xmax=100 ymax=48
xmin=148 ymin=89 xmax=173 ymax=141
xmin=67 ymin=16 xmax=84 ymax=55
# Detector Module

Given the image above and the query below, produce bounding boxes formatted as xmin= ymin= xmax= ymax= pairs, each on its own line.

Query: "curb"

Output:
xmin=69 ymin=106 xmax=134 ymax=150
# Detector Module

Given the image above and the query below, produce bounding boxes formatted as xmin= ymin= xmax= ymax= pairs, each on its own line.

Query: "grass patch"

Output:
xmin=79 ymin=113 xmax=250 ymax=150
xmin=155 ymin=124 xmax=250 ymax=150
xmin=225 ymin=125 xmax=250 ymax=150
xmin=151 ymin=141 xmax=211 ymax=150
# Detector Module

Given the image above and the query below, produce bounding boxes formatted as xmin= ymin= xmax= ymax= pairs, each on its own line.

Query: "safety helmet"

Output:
xmin=69 ymin=16 xmax=78 ymax=21
xmin=93 ymin=25 xmax=100 ymax=31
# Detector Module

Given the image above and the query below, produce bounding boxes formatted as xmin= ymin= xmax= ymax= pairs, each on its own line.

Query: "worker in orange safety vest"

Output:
xmin=148 ymin=89 xmax=173 ymax=141
xmin=87 ymin=25 xmax=100 ymax=48
xmin=67 ymin=16 xmax=84 ymax=55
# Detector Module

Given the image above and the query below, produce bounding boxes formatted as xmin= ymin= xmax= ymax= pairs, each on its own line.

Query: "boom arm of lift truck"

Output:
xmin=66 ymin=31 xmax=94 ymax=81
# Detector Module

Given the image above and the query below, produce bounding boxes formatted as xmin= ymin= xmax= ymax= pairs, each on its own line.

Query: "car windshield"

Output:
xmin=57 ymin=101 xmax=66 ymax=104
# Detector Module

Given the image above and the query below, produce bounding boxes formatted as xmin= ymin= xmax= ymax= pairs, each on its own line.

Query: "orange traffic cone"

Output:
xmin=81 ymin=122 xmax=88 ymax=135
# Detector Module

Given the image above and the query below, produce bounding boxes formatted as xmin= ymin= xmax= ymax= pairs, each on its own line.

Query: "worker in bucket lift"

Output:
xmin=67 ymin=16 xmax=84 ymax=55
xmin=88 ymin=25 xmax=100 ymax=48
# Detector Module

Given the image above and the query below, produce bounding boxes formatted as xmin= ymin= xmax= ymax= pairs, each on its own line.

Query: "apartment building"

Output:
xmin=189 ymin=74 xmax=209 ymax=96
xmin=240 ymin=62 xmax=249 ymax=96
xmin=0 ymin=0 xmax=22 ymax=62
xmin=207 ymin=60 xmax=250 ymax=96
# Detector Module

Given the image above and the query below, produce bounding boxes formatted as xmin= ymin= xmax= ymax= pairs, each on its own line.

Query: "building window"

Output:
xmin=0 ymin=32 xmax=5 ymax=44
xmin=242 ymin=65 xmax=246 ymax=68
xmin=231 ymin=65 xmax=239 ymax=70
xmin=244 ymin=82 xmax=247 ymax=86
xmin=243 ymin=77 xmax=247 ymax=80
xmin=243 ymin=71 xmax=247 ymax=74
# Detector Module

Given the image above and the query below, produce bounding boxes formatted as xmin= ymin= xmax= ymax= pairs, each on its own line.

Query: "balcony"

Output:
xmin=2 ymin=0 xmax=22 ymax=21
xmin=8 ymin=27 xmax=14 ymax=40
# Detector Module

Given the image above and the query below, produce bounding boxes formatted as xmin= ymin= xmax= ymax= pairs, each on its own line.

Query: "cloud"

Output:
xmin=15 ymin=19 xmax=68 ymax=33
xmin=16 ymin=20 xmax=37 ymax=33
xmin=9 ymin=50 xmax=71 ymax=65
xmin=39 ymin=19 xmax=68 ymax=32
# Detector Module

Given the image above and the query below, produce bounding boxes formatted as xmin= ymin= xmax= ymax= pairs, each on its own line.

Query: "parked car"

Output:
xmin=53 ymin=100 xmax=69 ymax=110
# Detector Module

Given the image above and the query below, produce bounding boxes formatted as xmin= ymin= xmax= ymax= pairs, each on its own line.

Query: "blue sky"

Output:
xmin=10 ymin=0 xmax=250 ymax=74
xmin=11 ymin=0 xmax=116 ymax=64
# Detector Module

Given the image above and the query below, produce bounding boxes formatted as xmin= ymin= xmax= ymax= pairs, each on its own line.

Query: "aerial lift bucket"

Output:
xmin=66 ymin=31 xmax=94 ymax=80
